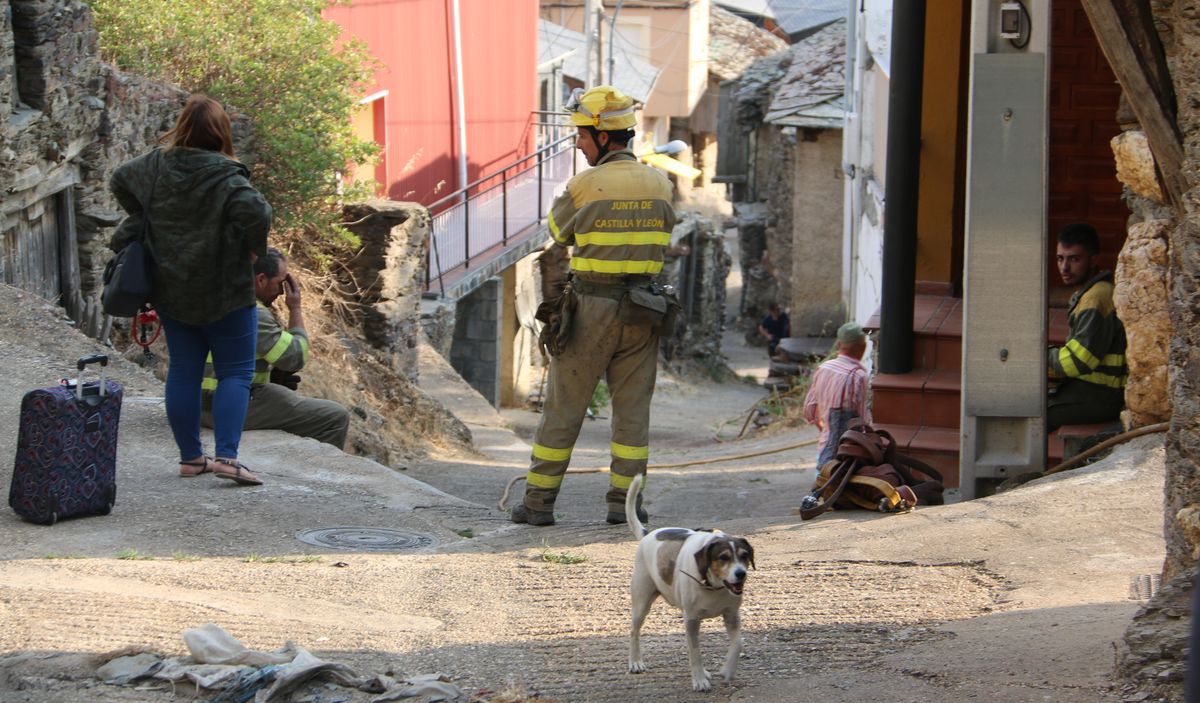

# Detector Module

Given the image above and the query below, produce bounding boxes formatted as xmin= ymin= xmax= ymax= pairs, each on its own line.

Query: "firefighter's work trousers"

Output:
xmin=202 ymin=383 xmax=350 ymax=449
xmin=523 ymin=293 xmax=659 ymax=513
xmin=1047 ymin=378 xmax=1124 ymax=432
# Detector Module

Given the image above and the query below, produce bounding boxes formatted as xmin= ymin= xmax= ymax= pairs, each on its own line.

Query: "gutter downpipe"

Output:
xmin=841 ymin=0 xmax=859 ymax=320
xmin=450 ymin=0 xmax=469 ymax=204
xmin=878 ymin=0 xmax=926 ymax=374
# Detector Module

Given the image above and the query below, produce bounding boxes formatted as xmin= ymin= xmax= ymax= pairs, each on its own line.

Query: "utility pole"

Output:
xmin=582 ymin=0 xmax=602 ymax=87
xmin=608 ymin=0 xmax=626 ymax=85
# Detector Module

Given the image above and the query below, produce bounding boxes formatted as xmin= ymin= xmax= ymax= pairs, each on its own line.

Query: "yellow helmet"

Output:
xmin=565 ymin=85 xmax=637 ymax=130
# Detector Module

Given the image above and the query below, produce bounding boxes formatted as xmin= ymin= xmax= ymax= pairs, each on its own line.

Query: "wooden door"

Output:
xmin=0 ymin=196 xmax=61 ymax=303
xmin=1048 ymin=0 xmax=1125 ymax=286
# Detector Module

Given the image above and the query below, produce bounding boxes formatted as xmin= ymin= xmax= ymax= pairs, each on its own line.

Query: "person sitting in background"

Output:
xmin=757 ymin=302 xmax=791 ymax=357
xmin=201 ymin=248 xmax=350 ymax=449
xmin=1047 ymin=222 xmax=1127 ymax=431
xmin=803 ymin=322 xmax=871 ymax=468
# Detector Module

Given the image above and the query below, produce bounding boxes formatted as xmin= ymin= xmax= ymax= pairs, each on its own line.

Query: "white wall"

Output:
xmin=842 ymin=0 xmax=891 ymax=325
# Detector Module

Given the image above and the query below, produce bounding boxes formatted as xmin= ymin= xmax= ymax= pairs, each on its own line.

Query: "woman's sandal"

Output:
xmin=179 ymin=456 xmax=215 ymax=477
xmin=213 ymin=458 xmax=263 ymax=486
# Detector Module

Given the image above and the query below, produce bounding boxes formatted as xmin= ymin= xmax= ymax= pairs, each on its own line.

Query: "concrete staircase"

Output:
xmin=867 ymin=295 xmax=1072 ymax=490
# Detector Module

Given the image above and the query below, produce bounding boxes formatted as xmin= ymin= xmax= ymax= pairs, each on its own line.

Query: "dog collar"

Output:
xmin=682 ymin=571 xmax=727 ymax=592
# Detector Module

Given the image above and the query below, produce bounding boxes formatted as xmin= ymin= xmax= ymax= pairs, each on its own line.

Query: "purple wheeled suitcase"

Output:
xmin=9 ymin=354 xmax=120 ymax=525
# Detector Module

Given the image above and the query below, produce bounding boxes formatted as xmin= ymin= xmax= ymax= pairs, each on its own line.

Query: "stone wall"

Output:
xmin=1 ymin=0 xmax=104 ymax=299
xmin=1113 ymin=218 xmax=1172 ymax=427
xmin=1141 ymin=6 xmax=1200 ymax=681
xmin=733 ymin=201 xmax=774 ymax=335
xmin=762 ymin=126 xmax=794 ymax=320
xmin=660 ymin=212 xmax=731 ymax=363
xmin=1 ymin=0 xmax=252 ymax=311
xmin=1118 ymin=2 xmax=1200 ymax=701
xmin=341 ymin=200 xmax=430 ymax=383
xmin=449 ymin=277 xmax=501 ymax=406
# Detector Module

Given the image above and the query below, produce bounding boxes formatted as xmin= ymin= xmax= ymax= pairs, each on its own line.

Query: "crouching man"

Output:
xmin=201 ymin=247 xmax=350 ymax=449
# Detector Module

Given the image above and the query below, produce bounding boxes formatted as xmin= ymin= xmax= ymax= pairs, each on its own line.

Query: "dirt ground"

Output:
xmin=0 ymin=229 xmax=1168 ymax=703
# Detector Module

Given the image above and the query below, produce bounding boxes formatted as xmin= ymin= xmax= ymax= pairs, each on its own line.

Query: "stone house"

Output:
xmin=719 ymin=19 xmax=846 ymax=338
xmin=0 ymin=1 xmax=210 ymax=336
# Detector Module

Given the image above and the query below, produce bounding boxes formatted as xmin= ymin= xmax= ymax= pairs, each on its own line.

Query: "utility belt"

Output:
xmin=537 ymin=275 xmax=680 ymax=357
xmin=571 ymin=276 xmax=652 ymax=301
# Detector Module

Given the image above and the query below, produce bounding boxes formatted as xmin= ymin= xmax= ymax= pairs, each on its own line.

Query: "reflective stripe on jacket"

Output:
xmin=1048 ymin=271 xmax=1127 ymax=389
xmin=547 ymin=149 xmax=676 ymax=278
xmin=202 ymin=302 xmax=309 ymax=391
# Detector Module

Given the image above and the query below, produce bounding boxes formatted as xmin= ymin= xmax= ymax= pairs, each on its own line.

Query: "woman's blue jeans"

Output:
xmin=159 ymin=306 xmax=257 ymax=462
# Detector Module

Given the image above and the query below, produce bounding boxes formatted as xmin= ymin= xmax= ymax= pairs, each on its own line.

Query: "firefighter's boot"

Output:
xmin=511 ymin=504 xmax=555 ymax=526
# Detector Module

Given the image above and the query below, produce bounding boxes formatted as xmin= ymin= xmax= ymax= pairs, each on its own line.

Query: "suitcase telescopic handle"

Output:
xmin=76 ymin=354 xmax=109 ymax=400
xmin=77 ymin=354 xmax=109 ymax=370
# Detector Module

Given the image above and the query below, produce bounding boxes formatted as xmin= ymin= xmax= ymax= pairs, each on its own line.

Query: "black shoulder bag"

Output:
xmin=102 ymin=172 xmax=157 ymax=317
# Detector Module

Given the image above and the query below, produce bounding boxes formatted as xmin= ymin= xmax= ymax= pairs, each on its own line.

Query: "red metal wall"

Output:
xmin=325 ymin=0 xmax=538 ymax=207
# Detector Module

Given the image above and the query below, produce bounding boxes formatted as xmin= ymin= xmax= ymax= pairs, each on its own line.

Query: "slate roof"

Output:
xmin=709 ymin=4 xmax=789 ymax=82
xmin=713 ymin=0 xmax=775 ymax=20
xmin=763 ymin=18 xmax=846 ymax=128
xmin=767 ymin=0 xmax=846 ymax=38
xmin=538 ymin=19 xmax=661 ymax=104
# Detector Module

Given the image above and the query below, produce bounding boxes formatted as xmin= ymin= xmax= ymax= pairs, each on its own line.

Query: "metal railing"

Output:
xmin=425 ymin=130 xmax=577 ymax=295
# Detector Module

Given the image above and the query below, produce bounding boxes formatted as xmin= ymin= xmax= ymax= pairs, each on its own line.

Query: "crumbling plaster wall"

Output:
xmin=789 ymin=128 xmax=845 ymax=337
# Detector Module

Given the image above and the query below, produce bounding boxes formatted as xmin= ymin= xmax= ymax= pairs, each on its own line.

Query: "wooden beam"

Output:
xmin=56 ymin=187 xmax=81 ymax=323
xmin=1081 ymin=0 xmax=1187 ymax=208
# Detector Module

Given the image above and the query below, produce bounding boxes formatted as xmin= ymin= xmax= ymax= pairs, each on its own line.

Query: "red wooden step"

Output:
xmin=874 ymin=423 xmax=962 ymax=489
xmin=873 ymin=369 xmax=961 ymax=430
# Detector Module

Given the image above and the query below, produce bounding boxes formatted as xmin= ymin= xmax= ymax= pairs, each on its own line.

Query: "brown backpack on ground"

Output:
xmin=797 ymin=423 xmax=945 ymax=521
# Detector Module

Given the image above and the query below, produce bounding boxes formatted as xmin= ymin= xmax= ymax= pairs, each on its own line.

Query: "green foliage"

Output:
xmin=589 ymin=381 xmax=610 ymax=415
xmin=539 ymin=541 xmax=587 ymax=565
xmin=90 ymin=0 xmax=379 ymax=256
xmin=116 ymin=549 xmax=154 ymax=560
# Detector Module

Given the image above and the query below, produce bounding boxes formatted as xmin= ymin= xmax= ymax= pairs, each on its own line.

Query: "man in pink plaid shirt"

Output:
xmin=803 ymin=322 xmax=871 ymax=467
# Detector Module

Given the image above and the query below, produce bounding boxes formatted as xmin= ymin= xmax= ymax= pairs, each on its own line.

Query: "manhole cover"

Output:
xmin=296 ymin=527 xmax=437 ymax=552
xmin=1129 ymin=573 xmax=1161 ymax=601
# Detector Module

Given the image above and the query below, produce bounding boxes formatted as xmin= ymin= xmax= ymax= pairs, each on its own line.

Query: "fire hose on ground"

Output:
xmin=1043 ymin=421 xmax=1170 ymax=476
xmin=497 ymin=437 xmax=818 ymax=511
xmin=498 ymin=420 xmax=1171 ymax=510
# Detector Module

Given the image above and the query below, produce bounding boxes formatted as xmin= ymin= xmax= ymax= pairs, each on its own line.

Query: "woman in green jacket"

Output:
xmin=110 ymin=94 xmax=271 ymax=486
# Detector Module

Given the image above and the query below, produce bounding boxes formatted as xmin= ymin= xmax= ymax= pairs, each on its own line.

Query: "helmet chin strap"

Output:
xmin=589 ymin=127 xmax=612 ymax=160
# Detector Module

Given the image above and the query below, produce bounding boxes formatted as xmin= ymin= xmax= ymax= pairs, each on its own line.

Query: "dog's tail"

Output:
xmin=627 ymin=474 xmax=647 ymax=539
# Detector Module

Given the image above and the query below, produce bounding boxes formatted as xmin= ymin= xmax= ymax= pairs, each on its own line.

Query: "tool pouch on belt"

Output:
xmin=660 ymin=289 xmax=682 ymax=334
xmin=537 ymin=286 xmax=577 ymax=356
xmin=618 ymin=285 xmax=669 ymax=328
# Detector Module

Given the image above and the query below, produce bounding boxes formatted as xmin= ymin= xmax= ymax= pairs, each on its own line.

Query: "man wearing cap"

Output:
xmin=512 ymin=85 xmax=676 ymax=527
xmin=803 ymin=322 xmax=872 ymax=467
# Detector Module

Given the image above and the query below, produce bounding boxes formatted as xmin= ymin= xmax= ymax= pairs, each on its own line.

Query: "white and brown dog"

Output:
xmin=625 ymin=474 xmax=755 ymax=692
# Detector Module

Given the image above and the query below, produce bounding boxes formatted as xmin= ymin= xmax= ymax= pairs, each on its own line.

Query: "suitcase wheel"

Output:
xmin=99 ymin=503 xmax=112 ymax=516
xmin=46 ymin=512 xmax=57 ymax=526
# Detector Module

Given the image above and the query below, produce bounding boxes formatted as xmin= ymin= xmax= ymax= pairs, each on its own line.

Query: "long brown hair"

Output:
xmin=160 ymin=94 xmax=235 ymax=157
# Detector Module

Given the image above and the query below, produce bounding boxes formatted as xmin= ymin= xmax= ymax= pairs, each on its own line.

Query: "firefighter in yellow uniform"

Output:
xmin=512 ymin=86 xmax=676 ymax=526
xmin=1047 ymin=223 xmax=1127 ymax=431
